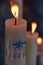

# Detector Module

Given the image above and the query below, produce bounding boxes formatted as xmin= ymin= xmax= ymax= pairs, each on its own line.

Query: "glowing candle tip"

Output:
xmin=11 ymin=3 xmax=19 ymax=25
xmin=31 ymin=22 xmax=37 ymax=34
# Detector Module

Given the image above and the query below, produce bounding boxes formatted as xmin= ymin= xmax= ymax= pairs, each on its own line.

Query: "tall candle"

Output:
xmin=5 ymin=3 xmax=27 ymax=65
xmin=26 ymin=22 xmax=39 ymax=65
xmin=5 ymin=18 xmax=27 ymax=65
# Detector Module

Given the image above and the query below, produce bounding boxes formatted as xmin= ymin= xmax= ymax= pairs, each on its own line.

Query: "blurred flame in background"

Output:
xmin=37 ymin=37 xmax=42 ymax=45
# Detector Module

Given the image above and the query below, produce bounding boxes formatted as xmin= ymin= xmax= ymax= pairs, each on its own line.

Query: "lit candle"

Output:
xmin=5 ymin=3 xmax=27 ymax=65
xmin=26 ymin=22 xmax=39 ymax=65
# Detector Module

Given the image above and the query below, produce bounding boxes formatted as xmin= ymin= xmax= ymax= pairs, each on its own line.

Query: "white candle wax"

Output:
xmin=26 ymin=31 xmax=39 ymax=65
xmin=5 ymin=18 xmax=27 ymax=65
xmin=5 ymin=18 xmax=15 ymax=40
xmin=5 ymin=18 xmax=15 ymax=65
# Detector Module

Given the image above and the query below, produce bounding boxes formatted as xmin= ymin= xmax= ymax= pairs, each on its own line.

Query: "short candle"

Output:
xmin=26 ymin=22 xmax=39 ymax=65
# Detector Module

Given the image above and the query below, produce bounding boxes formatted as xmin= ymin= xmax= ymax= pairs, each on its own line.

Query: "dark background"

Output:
xmin=0 ymin=0 xmax=13 ymax=65
xmin=23 ymin=0 xmax=43 ymax=37
xmin=0 ymin=0 xmax=43 ymax=65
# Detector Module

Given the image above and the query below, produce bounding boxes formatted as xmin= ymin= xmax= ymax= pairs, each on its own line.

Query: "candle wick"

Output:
xmin=15 ymin=17 xmax=16 ymax=25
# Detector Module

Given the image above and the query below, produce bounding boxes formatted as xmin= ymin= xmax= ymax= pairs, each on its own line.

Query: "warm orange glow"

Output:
xmin=31 ymin=22 xmax=37 ymax=34
xmin=37 ymin=37 xmax=42 ymax=45
xmin=11 ymin=4 xmax=19 ymax=20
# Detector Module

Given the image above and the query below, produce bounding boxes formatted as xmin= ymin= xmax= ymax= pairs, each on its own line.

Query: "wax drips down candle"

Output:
xmin=5 ymin=2 xmax=27 ymax=65
xmin=26 ymin=22 xmax=39 ymax=65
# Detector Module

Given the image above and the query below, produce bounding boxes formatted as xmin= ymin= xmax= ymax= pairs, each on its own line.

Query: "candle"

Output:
xmin=5 ymin=3 xmax=27 ymax=65
xmin=26 ymin=22 xmax=39 ymax=65
xmin=9 ymin=19 xmax=27 ymax=65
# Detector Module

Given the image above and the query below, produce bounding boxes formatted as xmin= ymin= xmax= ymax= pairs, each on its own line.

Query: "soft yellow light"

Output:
xmin=37 ymin=37 xmax=42 ymax=45
xmin=32 ymin=22 xmax=37 ymax=34
xmin=11 ymin=4 xmax=19 ymax=20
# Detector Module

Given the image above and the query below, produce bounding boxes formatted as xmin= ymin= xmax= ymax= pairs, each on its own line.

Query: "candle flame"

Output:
xmin=11 ymin=4 xmax=19 ymax=20
xmin=37 ymin=37 xmax=42 ymax=45
xmin=32 ymin=22 xmax=37 ymax=34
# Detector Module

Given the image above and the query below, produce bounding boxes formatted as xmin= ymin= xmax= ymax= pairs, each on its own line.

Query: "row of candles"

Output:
xmin=5 ymin=1 xmax=42 ymax=65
